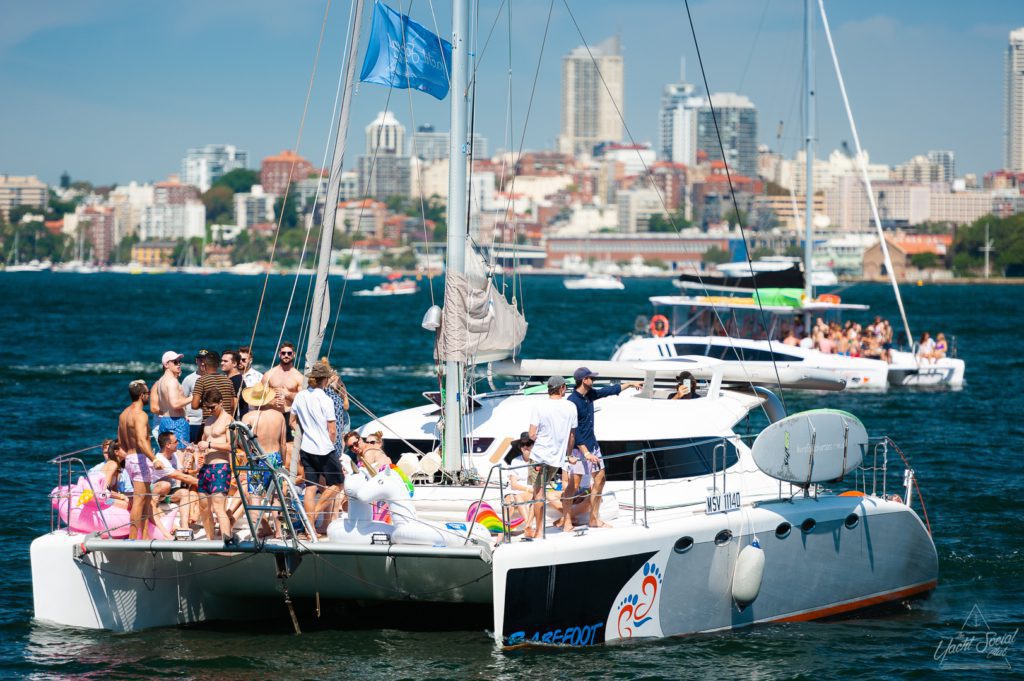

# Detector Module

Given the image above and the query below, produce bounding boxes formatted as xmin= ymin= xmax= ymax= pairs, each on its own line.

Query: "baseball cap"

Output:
xmin=573 ymin=366 xmax=598 ymax=382
xmin=547 ymin=375 xmax=566 ymax=390
xmin=161 ymin=350 xmax=184 ymax=365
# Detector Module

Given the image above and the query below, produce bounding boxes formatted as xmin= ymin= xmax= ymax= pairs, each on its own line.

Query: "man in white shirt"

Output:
xmin=239 ymin=345 xmax=263 ymax=387
xmin=290 ymin=362 xmax=340 ymax=532
xmin=526 ymin=376 xmax=577 ymax=537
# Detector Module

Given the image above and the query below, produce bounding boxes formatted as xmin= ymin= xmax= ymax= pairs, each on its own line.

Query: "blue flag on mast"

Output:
xmin=359 ymin=1 xmax=453 ymax=101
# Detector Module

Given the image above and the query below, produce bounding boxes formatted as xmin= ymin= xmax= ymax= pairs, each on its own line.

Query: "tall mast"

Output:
xmin=302 ymin=0 xmax=366 ymax=374
xmin=803 ymin=0 xmax=815 ymax=313
xmin=442 ymin=0 xmax=470 ymax=476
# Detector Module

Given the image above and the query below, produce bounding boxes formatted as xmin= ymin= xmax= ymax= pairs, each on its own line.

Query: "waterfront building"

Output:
xmin=1005 ymin=28 xmax=1024 ymax=171
xmin=139 ymin=203 xmax=205 ymax=243
xmin=181 ymin=144 xmax=248 ymax=193
xmin=828 ymin=177 xmax=996 ymax=230
xmin=697 ymin=93 xmax=758 ymax=179
xmin=0 ymin=174 xmax=48 ymax=220
xmin=410 ymin=124 xmax=487 ymax=161
xmin=545 ymin=231 xmax=737 ymax=270
xmin=862 ymin=234 xmax=953 ymax=281
xmin=260 ymin=150 xmax=315 ymax=196
xmin=646 ymin=162 xmax=688 ymax=212
xmin=557 ymin=35 xmax=624 ymax=157
xmin=131 ymin=241 xmax=176 ymax=267
xmin=234 ymin=185 xmax=276 ymax=229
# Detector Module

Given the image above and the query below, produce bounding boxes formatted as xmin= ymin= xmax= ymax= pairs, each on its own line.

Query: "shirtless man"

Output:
xmin=151 ymin=351 xmax=193 ymax=449
xmin=241 ymin=383 xmax=288 ymax=536
xmin=118 ymin=380 xmax=164 ymax=540
xmin=261 ymin=341 xmax=303 ymax=454
xmin=197 ymin=391 xmax=235 ymax=542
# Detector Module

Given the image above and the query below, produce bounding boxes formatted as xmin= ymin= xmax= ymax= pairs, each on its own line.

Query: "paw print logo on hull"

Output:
xmin=616 ymin=562 xmax=663 ymax=638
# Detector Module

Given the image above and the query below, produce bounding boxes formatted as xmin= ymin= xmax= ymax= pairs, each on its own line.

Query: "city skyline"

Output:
xmin=2 ymin=0 xmax=1021 ymax=185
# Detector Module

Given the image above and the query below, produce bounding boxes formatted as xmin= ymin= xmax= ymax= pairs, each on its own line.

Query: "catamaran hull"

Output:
xmin=30 ymin=533 xmax=492 ymax=632
xmin=492 ymin=496 xmax=936 ymax=646
xmin=888 ymin=353 xmax=965 ymax=388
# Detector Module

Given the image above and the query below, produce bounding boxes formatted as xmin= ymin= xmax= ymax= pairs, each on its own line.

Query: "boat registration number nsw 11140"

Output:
xmin=706 ymin=491 xmax=741 ymax=514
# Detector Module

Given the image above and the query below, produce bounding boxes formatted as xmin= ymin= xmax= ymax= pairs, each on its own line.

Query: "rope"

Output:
xmin=680 ymin=0 xmax=789 ymax=414
xmin=245 ymin=0 xmax=333 ymax=374
xmin=816 ymin=0 xmax=915 ymax=359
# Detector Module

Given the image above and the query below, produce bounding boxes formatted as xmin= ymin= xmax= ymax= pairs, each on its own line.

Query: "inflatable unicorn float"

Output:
xmin=326 ymin=465 xmax=492 ymax=546
xmin=51 ymin=475 xmax=177 ymax=539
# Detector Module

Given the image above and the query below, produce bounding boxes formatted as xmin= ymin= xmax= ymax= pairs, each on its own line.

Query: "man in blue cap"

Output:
xmin=568 ymin=367 xmax=641 ymax=528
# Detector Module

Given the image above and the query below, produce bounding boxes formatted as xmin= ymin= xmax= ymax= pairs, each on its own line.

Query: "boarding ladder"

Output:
xmin=228 ymin=422 xmax=316 ymax=548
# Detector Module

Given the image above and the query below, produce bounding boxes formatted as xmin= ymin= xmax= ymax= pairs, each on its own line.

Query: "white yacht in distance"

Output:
xmin=613 ymin=294 xmax=891 ymax=390
xmin=563 ymin=273 xmax=625 ymax=290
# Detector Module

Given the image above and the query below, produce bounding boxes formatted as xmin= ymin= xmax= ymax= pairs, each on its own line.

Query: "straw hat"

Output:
xmin=242 ymin=383 xmax=276 ymax=407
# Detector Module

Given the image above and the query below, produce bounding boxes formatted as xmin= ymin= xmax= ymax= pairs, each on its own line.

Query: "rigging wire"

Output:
xmin=681 ymin=0 xmax=788 ymax=413
xmin=558 ymin=0 xmax=783 ymax=417
xmin=245 ymin=0 xmax=334 ymax=372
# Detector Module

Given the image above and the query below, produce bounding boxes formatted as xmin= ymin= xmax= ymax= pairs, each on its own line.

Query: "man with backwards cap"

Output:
xmin=568 ymin=367 xmax=641 ymax=528
xmin=151 ymin=350 xmax=193 ymax=449
xmin=526 ymin=375 xmax=577 ymax=536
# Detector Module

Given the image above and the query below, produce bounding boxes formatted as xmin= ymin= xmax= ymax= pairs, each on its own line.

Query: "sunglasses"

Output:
xmin=364 ymin=438 xmax=381 ymax=445
xmin=169 ymin=359 xmax=182 ymax=365
xmin=280 ymin=351 xmax=294 ymax=356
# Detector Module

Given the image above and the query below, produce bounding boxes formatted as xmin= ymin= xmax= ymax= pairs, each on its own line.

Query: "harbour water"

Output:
xmin=2 ymin=273 xmax=1021 ymax=677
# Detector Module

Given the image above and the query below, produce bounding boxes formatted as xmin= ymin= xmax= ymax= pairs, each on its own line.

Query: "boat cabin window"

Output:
xmin=378 ymin=437 xmax=491 ymax=463
xmin=600 ymin=437 xmax=738 ymax=481
xmin=673 ymin=343 xmax=802 ymax=363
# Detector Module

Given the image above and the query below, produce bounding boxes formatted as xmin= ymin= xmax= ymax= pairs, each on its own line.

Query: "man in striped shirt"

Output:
xmin=191 ymin=351 xmax=236 ymax=433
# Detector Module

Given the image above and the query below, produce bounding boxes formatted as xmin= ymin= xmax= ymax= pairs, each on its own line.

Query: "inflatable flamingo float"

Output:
xmin=51 ymin=474 xmax=177 ymax=539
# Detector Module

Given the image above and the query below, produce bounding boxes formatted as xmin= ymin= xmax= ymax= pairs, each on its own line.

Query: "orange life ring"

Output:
xmin=650 ymin=314 xmax=670 ymax=337
xmin=816 ymin=293 xmax=841 ymax=304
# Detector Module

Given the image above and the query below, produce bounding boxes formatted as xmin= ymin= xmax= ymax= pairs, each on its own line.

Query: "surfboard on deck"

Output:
xmin=751 ymin=409 xmax=867 ymax=485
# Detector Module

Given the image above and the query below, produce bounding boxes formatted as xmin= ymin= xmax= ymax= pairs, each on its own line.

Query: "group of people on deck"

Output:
xmin=98 ymin=343 xmax=370 ymax=541
xmin=500 ymin=367 xmax=643 ymax=539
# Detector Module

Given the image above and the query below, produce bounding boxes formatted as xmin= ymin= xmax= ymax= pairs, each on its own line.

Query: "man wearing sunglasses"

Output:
xmin=262 ymin=341 xmax=303 ymax=446
xmin=151 ymin=350 xmax=192 ymax=449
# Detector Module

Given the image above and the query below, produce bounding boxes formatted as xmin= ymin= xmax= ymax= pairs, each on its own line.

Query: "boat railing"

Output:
xmin=48 ymin=453 xmax=112 ymax=537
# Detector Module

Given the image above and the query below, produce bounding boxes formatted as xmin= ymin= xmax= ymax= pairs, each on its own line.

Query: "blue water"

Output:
xmin=2 ymin=273 xmax=1022 ymax=678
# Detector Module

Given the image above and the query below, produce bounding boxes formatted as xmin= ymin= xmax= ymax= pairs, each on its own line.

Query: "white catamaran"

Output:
xmin=31 ymin=0 xmax=937 ymax=645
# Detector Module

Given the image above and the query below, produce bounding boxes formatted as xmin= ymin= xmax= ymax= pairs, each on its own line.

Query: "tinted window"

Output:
xmin=674 ymin=343 xmax=800 ymax=363
xmin=380 ymin=438 xmax=436 ymax=463
xmin=601 ymin=437 xmax=738 ymax=481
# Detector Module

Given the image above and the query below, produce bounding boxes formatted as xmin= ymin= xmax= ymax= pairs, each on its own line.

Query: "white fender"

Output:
xmin=731 ymin=538 xmax=765 ymax=606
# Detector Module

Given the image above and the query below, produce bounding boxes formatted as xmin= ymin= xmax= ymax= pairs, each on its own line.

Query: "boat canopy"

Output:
xmin=649 ymin=294 xmax=870 ymax=313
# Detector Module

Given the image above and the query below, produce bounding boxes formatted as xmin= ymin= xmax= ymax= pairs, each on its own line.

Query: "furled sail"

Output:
xmin=435 ymin=246 xmax=527 ymax=364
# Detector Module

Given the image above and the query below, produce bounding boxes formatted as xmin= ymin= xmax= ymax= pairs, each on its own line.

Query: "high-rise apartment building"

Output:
xmin=181 ymin=144 xmax=248 ymax=192
xmin=658 ymin=63 xmax=703 ymax=165
xmin=696 ymin=93 xmax=758 ymax=179
xmin=1006 ymin=28 xmax=1024 ymax=171
xmin=358 ymin=112 xmax=412 ymax=199
xmin=927 ymin=150 xmax=956 ymax=182
xmin=557 ymin=36 xmax=624 ymax=157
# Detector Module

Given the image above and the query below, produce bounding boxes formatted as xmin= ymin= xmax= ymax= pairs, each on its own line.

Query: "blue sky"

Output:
xmin=1 ymin=0 xmax=1020 ymax=186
